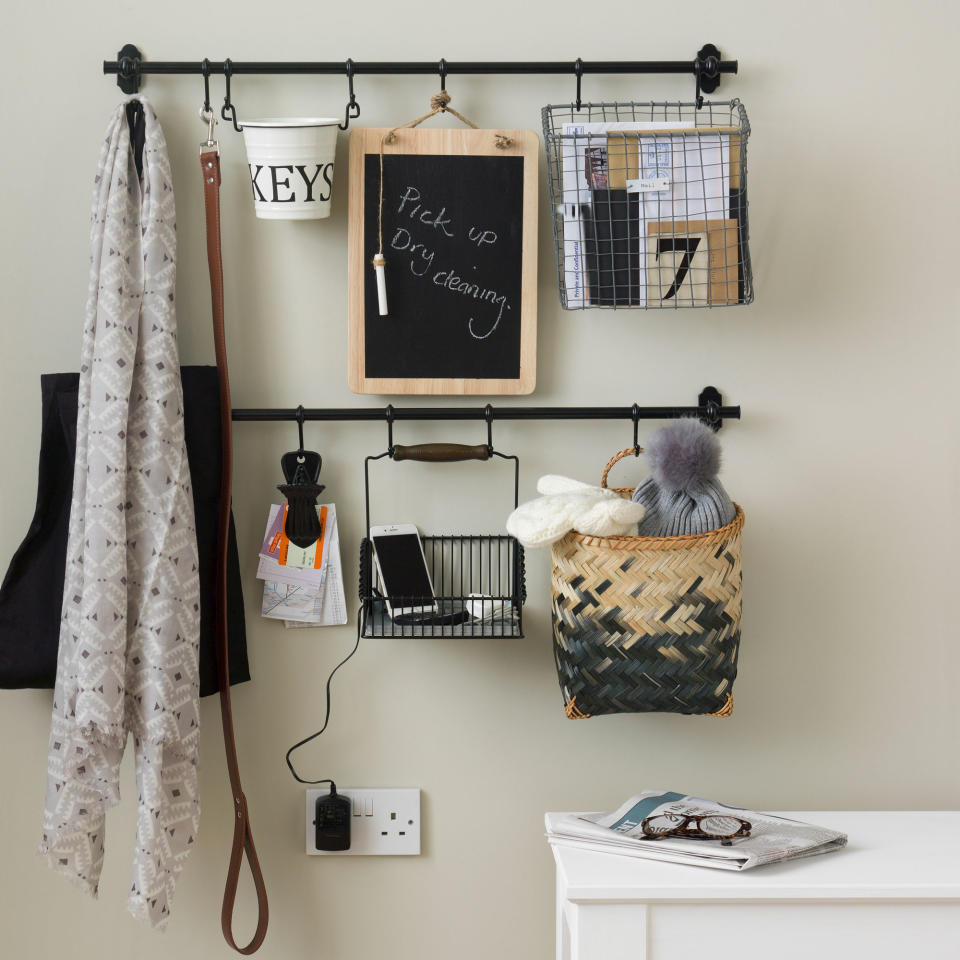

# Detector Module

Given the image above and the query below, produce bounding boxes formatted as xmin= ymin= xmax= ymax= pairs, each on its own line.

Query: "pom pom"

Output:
xmin=646 ymin=418 xmax=722 ymax=492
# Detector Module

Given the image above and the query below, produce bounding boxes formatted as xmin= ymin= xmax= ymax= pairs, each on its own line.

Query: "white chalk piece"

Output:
xmin=373 ymin=252 xmax=388 ymax=316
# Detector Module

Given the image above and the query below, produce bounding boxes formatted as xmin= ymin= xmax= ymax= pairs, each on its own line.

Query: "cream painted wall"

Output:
xmin=2 ymin=2 xmax=958 ymax=958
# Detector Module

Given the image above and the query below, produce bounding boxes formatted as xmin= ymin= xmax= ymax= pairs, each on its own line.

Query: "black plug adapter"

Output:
xmin=314 ymin=786 xmax=351 ymax=851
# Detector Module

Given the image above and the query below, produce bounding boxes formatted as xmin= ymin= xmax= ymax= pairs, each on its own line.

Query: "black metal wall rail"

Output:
xmin=231 ymin=387 xmax=740 ymax=433
xmin=105 ymin=43 xmax=737 ymax=98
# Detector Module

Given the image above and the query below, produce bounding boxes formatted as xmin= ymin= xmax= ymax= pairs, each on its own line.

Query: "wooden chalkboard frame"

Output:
xmin=348 ymin=127 xmax=538 ymax=395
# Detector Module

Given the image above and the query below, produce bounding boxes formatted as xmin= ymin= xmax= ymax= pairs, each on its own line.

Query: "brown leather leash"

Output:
xmin=200 ymin=117 xmax=269 ymax=955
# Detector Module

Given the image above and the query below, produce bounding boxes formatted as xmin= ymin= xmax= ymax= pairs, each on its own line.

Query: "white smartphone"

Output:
xmin=369 ymin=523 xmax=438 ymax=619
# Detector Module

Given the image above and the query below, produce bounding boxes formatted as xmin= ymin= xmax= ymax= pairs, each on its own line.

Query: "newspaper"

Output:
xmin=547 ymin=790 xmax=847 ymax=871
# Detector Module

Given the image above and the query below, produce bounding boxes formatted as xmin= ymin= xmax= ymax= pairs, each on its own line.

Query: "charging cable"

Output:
xmin=285 ymin=617 xmax=361 ymax=784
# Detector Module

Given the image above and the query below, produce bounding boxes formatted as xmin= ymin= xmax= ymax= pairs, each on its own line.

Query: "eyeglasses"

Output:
xmin=640 ymin=813 xmax=752 ymax=846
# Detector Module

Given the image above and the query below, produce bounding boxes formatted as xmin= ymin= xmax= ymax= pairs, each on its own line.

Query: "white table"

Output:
xmin=546 ymin=811 xmax=960 ymax=960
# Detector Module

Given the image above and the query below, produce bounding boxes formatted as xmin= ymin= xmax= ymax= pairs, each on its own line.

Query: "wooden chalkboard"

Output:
xmin=348 ymin=128 xmax=538 ymax=394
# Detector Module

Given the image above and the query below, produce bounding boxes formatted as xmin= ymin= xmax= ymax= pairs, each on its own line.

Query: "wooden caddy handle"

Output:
xmin=392 ymin=443 xmax=490 ymax=463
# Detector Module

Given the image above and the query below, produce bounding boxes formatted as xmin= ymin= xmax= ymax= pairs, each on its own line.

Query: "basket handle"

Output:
xmin=392 ymin=442 xmax=490 ymax=463
xmin=600 ymin=447 xmax=643 ymax=489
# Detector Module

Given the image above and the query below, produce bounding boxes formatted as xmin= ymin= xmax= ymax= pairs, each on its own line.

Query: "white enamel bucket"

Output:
xmin=241 ymin=118 xmax=339 ymax=220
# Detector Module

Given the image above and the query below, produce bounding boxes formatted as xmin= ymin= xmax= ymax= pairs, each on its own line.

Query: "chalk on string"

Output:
xmin=373 ymin=252 xmax=388 ymax=316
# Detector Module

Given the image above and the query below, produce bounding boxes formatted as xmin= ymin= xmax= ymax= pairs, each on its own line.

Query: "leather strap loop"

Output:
xmin=201 ymin=149 xmax=269 ymax=955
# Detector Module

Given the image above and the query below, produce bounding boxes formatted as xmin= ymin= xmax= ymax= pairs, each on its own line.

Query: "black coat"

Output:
xmin=0 ymin=367 xmax=250 ymax=696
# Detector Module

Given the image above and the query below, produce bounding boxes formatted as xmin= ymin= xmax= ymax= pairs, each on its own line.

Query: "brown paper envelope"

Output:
xmin=605 ymin=135 xmax=639 ymax=189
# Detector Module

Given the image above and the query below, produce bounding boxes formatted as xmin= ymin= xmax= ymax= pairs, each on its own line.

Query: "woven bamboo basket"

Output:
xmin=551 ymin=447 xmax=744 ymax=719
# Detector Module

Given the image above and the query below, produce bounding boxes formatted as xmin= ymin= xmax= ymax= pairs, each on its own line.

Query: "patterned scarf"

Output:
xmin=39 ymin=98 xmax=201 ymax=928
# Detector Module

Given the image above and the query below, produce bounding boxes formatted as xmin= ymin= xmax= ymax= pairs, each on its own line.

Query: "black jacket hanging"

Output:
xmin=0 ymin=366 xmax=250 ymax=696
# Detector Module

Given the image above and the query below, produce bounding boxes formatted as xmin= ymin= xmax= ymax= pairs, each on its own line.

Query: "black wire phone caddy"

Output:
xmin=359 ymin=413 xmax=525 ymax=639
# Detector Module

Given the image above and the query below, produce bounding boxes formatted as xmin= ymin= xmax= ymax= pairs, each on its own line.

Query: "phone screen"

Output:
xmin=372 ymin=534 xmax=434 ymax=600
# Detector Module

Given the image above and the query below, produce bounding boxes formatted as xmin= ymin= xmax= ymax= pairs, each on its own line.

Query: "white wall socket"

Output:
xmin=305 ymin=787 xmax=421 ymax=856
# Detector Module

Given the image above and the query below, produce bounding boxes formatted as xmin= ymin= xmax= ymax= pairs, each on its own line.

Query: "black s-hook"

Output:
xmin=437 ymin=58 xmax=448 ymax=110
xmin=693 ymin=44 xmax=722 ymax=111
xmin=222 ymin=59 xmax=243 ymax=132
xmin=574 ymin=58 xmax=584 ymax=111
xmin=384 ymin=404 xmax=395 ymax=457
xmin=201 ymin=58 xmax=212 ymax=114
xmin=693 ymin=58 xmax=704 ymax=110
xmin=339 ymin=59 xmax=360 ymax=131
xmin=296 ymin=404 xmax=306 ymax=455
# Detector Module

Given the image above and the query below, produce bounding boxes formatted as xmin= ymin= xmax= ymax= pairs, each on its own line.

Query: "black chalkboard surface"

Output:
xmin=348 ymin=128 xmax=538 ymax=394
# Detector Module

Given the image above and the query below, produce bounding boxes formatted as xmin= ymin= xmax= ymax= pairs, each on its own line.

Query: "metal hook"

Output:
xmin=339 ymin=59 xmax=360 ymax=131
xmin=296 ymin=404 xmax=306 ymax=454
xmin=437 ymin=58 xmax=449 ymax=110
xmin=384 ymin=404 xmax=395 ymax=455
xmin=221 ymin=59 xmax=243 ymax=132
xmin=484 ymin=404 xmax=495 ymax=455
xmin=199 ymin=61 xmax=217 ymax=153
xmin=574 ymin=58 xmax=584 ymax=111
xmin=631 ymin=403 xmax=641 ymax=456
xmin=693 ymin=57 xmax=703 ymax=110
xmin=201 ymin=58 xmax=211 ymax=114
xmin=199 ymin=93 xmax=217 ymax=153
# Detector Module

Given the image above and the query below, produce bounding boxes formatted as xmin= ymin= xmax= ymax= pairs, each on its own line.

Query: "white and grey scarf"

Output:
xmin=39 ymin=98 xmax=201 ymax=928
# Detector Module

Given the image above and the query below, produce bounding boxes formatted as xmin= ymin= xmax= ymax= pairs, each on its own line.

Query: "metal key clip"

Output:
xmin=200 ymin=105 xmax=219 ymax=154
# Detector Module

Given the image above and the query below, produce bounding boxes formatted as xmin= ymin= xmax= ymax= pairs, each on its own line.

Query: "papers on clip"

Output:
xmin=257 ymin=502 xmax=347 ymax=627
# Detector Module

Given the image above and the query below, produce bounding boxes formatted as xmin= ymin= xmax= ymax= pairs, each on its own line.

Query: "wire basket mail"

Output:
xmin=543 ymin=100 xmax=752 ymax=309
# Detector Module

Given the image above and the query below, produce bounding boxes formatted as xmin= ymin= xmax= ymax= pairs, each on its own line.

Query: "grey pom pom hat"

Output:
xmin=632 ymin=418 xmax=736 ymax=537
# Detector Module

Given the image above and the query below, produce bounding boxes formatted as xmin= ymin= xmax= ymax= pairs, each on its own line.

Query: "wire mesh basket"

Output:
xmin=360 ymin=534 xmax=525 ymax=638
xmin=359 ymin=442 xmax=525 ymax=638
xmin=543 ymin=100 xmax=752 ymax=310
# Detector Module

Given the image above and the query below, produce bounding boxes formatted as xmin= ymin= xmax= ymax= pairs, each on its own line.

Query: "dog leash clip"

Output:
xmin=200 ymin=106 xmax=219 ymax=155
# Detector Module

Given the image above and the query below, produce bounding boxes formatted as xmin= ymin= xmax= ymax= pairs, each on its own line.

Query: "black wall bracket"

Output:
xmin=696 ymin=44 xmax=723 ymax=93
xmin=698 ymin=386 xmax=725 ymax=432
xmin=116 ymin=44 xmax=142 ymax=94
